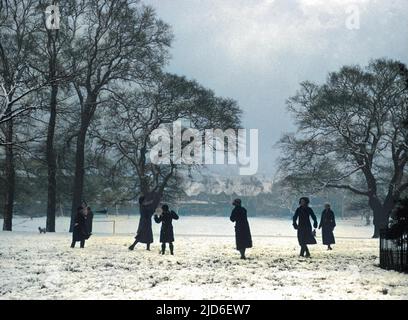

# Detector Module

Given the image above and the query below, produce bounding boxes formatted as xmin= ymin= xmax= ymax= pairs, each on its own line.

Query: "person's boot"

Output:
xmin=240 ymin=249 xmax=246 ymax=259
xmin=161 ymin=244 xmax=166 ymax=255
xmin=70 ymin=242 xmax=75 ymax=248
xmin=169 ymin=243 xmax=174 ymax=255
xmin=128 ymin=241 xmax=137 ymax=251
xmin=305 ymin=247 xmax=311 ymax=258
xmin=300 ymin=247 xmax=305 ymax=257
xmin=146 ymin=243 xmax=151 ymax=251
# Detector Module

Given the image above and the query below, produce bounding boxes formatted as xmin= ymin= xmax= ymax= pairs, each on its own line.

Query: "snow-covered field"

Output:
xmin=1 ymin=216 xmax=407 ymax=300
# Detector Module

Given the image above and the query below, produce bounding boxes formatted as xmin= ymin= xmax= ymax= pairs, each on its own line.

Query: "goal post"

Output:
xmin=92 ymin=219 xmax=116 ymax=235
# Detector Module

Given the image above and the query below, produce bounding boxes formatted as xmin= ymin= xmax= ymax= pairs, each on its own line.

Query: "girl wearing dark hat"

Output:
xmin=129 ymin=194 xmax=158 ymax=251
xmin=319 ymin=203 xmax=336 ymax=250
xmin=230 ymin=199 xmax=252 ymax=259
xmin=86 ymin=206 xmax=94 ymax=237
xmin=292 ymin=197 xmax=318 ymax=257
xmin=71 ymin=206 xmax=89 ymax=248
xmin=154 ymin=204 xmax=179 ymax=255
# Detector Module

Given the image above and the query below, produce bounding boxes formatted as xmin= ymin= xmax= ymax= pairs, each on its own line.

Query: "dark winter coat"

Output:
xmin=154 ymin=210 xmax=179 ymax=243
xmin=86 ymin=211 xmax=94 ymax=235
xmin=230 ymin=206 xmax=253 ymax=250
xmin=72 ymin=210 xmax=89 ymax=242
xmin=319 ymin=209 xmax=336 ymax=245
xmin=135 ymin=209 xmax=154 ymax=244
xmin=135 ymin=192 xmax=160 ymax=244
xmin=293 ymin=206 xmax=318 ymax=245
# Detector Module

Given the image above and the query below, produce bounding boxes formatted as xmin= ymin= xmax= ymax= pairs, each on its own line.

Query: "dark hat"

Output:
xmin=233 ymin=199 xmax=242 ymax=206
xmin=299 ymin=197 xmax=310 ymax=205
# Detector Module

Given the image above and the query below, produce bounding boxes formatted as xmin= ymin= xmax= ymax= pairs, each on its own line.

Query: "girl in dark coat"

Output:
xmin=129 ymin=192 xmax=160 ymax=251
xmin=86 ymin=207 xmax=94 ymax=237
xmin=292 ymin=197 xmax=318 ymax=257
xmin=154 ymin=204 xmax=179 ymax=255
xmin=319 ymin=203 xmax=336 ymax=250
xmin=230 ymin=199 xmax=252 ymax=259
xmin=71 ymin=206 xmax=89 ymax=248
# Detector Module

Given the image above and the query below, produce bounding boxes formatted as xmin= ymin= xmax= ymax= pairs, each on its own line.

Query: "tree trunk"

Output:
xmin=140 ymin=174 xmax=150 ymax=196
xmin=369 ymin=197 xmax=390 ymax=238
xmin=70 ymin=121 xmax=88 ymax=232
xmin=46 ymin=84 xmax=58 ymax=232
xmin=69 ymin=96 xmax=95 ymax=232
xmin=3 ymin=119 xmax=15 ymax=231
xmin=372 ymin=219 xmax=381 ymax=238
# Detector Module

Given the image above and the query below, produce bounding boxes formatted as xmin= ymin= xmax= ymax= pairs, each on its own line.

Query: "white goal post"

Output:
xmin=92 ymin=220 xmax=116 ymax=235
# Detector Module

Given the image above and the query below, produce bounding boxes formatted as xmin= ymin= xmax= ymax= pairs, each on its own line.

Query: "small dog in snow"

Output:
xmin=38 ymin=227 xmax=46 ymax=234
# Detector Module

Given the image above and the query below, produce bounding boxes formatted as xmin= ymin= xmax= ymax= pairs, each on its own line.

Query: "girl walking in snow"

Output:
xmin=86 ymin=206 xmax=94 ymax=237
xmin=154 ymin=204 xmax=179 ymax=255
xmin=292 ymin=197 xmax=318 ymax=257
xmin=129 ymin=192 xmax=160 ymax=251
xmin=71 ymin=206 xmax=89 ymax=248
xmin=230 ymin=199 xmax=252 ymax=260
xmin=319 ymin=203 xmax=336 ymax=250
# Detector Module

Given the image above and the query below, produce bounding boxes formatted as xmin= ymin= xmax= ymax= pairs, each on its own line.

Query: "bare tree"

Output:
xmin=400 ymin=63 xmax=408 ymax=127
xmin=0 ymin=0 xmax=41 ymax=230
xmin=66 ymin=0 xmax=173 ymax=231
xmin=28 ymin=0 xmax=80 ymax=232
xmin=94 ymin=72 xmax=242 ymax=204
xmin=279 ymin=59 xmax=408 ymax=237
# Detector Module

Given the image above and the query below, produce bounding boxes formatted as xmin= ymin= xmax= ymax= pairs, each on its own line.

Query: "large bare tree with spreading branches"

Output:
xmin=0 ymin=0 xmax=43 ymax=230
xmin=279 ymin=59 xmax=408 ymax=237
xmin=66 ymin=0 xmax=173 ymax=230
xmin=93 ymin=72 xmax=242 ymax=203
xmin=28 ymin=0 xmax=79 ymax=232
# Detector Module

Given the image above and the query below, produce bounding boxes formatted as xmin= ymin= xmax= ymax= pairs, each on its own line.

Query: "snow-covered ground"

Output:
xmin=1 ymin=216 xmax=407 ymax=300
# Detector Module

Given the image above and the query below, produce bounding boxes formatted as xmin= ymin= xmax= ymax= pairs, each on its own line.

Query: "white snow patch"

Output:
xmin=0 ymin=217 xmax=407 ymax=300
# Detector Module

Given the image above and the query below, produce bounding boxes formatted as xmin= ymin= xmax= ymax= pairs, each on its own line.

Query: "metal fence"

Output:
xmin=380 ymin=229 xmax=408 ymax=273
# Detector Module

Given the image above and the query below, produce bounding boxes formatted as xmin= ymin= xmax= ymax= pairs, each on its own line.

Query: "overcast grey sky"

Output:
xmin=145 ymin=0 xmax=408 ymax=175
